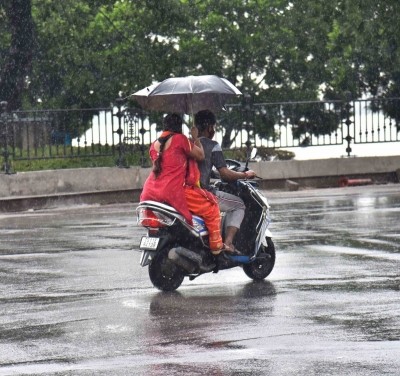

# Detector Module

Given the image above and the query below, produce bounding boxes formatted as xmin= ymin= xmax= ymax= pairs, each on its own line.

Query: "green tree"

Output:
xmin=29 ymin=0 xmax=192 ymax=109
xmin=321 ymin=0 xmax=400 ymax=99
xmin=325 ymin=0 xmax=400 ymax=128
xmin=176 ymin=0 xmax=343 ymax=145
xmin=2 ymin=0 xmax=400 ymax=141
xmin=176 ymin=0 xmax=293 ymax=146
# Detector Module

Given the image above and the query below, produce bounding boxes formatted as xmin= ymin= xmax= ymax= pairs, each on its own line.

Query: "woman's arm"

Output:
xmin=188 ymin=127 xmax=205 ymax=161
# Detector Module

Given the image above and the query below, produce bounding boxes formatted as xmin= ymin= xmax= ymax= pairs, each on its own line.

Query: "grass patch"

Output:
xmin=3 ymin=144 xmax=294 ymax=173
xmin=4 ymin=144 xmax=151 ymax=172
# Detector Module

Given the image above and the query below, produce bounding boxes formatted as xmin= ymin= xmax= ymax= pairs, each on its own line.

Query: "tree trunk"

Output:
xmin=0 ymin=0 xmax=34 ymax=110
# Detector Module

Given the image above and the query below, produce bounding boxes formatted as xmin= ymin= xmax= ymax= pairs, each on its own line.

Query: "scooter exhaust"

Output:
xmin=168 ymin=247 xmax=215 ymax=273
xmin=168 ymin=246 xmax=202 ymax=274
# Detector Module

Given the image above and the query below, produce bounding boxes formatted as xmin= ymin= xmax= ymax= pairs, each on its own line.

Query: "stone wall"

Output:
xmin=1 ymin=156 xmax=399 ymax=211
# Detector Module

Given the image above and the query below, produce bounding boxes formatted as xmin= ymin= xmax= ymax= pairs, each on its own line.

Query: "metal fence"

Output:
xmin=1 ymin=98 xmax=399 ymax=172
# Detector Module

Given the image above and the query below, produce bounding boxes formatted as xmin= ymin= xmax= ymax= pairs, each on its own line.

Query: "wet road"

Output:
xmin=0 ymin=184 xmax=399 ymax=375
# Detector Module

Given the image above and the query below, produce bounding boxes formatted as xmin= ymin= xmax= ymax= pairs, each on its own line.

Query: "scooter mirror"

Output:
xmin=245 ymin=147 xmax=258 ymax=169
xmin=250 ymin=147 xmax=258 ymax=160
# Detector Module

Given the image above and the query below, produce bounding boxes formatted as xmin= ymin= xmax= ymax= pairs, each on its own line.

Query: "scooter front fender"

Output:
xmin=261 ymin=229 xmax=273 ymax=246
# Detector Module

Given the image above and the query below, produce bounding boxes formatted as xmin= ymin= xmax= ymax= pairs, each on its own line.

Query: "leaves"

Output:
xmin=1 ymin=0 xmax=400 ymax=138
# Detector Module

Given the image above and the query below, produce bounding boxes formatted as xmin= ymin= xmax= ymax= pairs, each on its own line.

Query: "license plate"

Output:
xmin=140 ymin=236 xmax=160 ymax=250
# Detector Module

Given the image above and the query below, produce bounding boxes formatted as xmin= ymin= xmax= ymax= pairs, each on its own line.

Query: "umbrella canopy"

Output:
xmin=130 ymin=75 xmax=242 ymax=114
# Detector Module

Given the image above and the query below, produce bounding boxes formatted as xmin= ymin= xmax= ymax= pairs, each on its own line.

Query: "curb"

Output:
xmin=0 ymin=189 xmax=141 ymax=212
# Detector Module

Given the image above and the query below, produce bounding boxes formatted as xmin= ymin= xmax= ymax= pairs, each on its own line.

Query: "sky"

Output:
xmin=287 ymin=142 xmax=399 ymax=160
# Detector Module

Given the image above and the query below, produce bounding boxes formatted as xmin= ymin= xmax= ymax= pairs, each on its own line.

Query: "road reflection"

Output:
xmin=145 ymin=281 xmax=277 ymax=376
xmin=1 ymin=186 xmax=400 ymax=375
xmin=150 ymin=280 xmax=277 ymax=318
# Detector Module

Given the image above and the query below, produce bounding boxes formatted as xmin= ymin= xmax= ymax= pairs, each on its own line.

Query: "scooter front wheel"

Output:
xmin=243 ymin=237 xmax=276 ymax=280
xmin=148 ymin=247 xmax=185 ymax=291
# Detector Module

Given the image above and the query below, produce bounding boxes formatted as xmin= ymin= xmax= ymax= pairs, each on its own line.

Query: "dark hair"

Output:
xmin=153 ymin=113 xmax=183 ymax=178
xmin=163 ymin=113 xmax=183 ymax=133
xmin=194 ymin=110 xmax=216 ymax=132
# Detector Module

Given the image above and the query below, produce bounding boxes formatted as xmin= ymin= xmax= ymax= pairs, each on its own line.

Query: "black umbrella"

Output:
xmin=130 ymin=75 xmax=242 ymax=114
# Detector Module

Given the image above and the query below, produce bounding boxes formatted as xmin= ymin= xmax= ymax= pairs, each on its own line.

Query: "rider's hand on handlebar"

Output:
xmin=245 ymin=170 xmax=256 ymax=179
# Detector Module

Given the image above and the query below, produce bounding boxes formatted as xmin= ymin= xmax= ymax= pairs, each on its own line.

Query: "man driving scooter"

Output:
xmin=194 ymin=110 xmax=256 ymax=253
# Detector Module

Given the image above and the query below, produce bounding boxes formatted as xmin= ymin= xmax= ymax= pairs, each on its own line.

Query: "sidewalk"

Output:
xmin=1 ymin=156 xmax=399 ymax=212
xmin=0 ymin=167 xmax=146 ymax=212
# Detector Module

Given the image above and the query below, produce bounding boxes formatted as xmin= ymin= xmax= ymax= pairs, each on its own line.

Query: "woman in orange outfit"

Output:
xmin=140 ymin=113 xmax=225 ymax=254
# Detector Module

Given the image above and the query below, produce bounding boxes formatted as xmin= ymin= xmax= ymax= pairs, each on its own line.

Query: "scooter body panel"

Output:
xmin=135 ymin=154 xmax=276 ymax=290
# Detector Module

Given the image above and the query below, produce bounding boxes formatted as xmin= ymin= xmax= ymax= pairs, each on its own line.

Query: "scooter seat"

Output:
xmin=139 ymin=200 xmax=180 ymax=214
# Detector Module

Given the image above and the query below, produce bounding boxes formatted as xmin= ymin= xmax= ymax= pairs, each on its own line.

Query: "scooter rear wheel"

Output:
xmin=243 ymin=237 xmax=275 ymax=280
xmin=148 ymin=247 xmax=185 ymax=291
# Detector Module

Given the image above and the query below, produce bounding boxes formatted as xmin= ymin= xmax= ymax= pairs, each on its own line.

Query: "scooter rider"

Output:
xmin=194 ymin=110 xmax=256 ymax=252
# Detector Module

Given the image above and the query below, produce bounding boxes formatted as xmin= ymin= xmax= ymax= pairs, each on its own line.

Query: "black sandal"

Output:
xmin=221 ymin=243 xmax=243 ymax=256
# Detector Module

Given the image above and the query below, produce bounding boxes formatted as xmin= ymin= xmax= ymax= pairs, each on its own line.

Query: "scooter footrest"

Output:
xmin=226 ymin=255 xmax=251 ymax=264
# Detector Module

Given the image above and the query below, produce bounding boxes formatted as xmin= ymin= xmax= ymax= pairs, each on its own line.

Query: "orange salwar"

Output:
xmin=184 ymin=186 xmax=223 ymax=252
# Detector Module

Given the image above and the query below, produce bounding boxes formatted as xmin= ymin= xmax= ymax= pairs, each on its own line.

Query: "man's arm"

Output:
xmin=212 ymin=143 xmax=256 ymax=181
xmin=218 ymin=167 xmax=255 ymax=181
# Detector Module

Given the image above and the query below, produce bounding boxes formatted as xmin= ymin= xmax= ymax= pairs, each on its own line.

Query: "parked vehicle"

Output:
xmin=136 ymin=149 xmax=275 ymax=291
